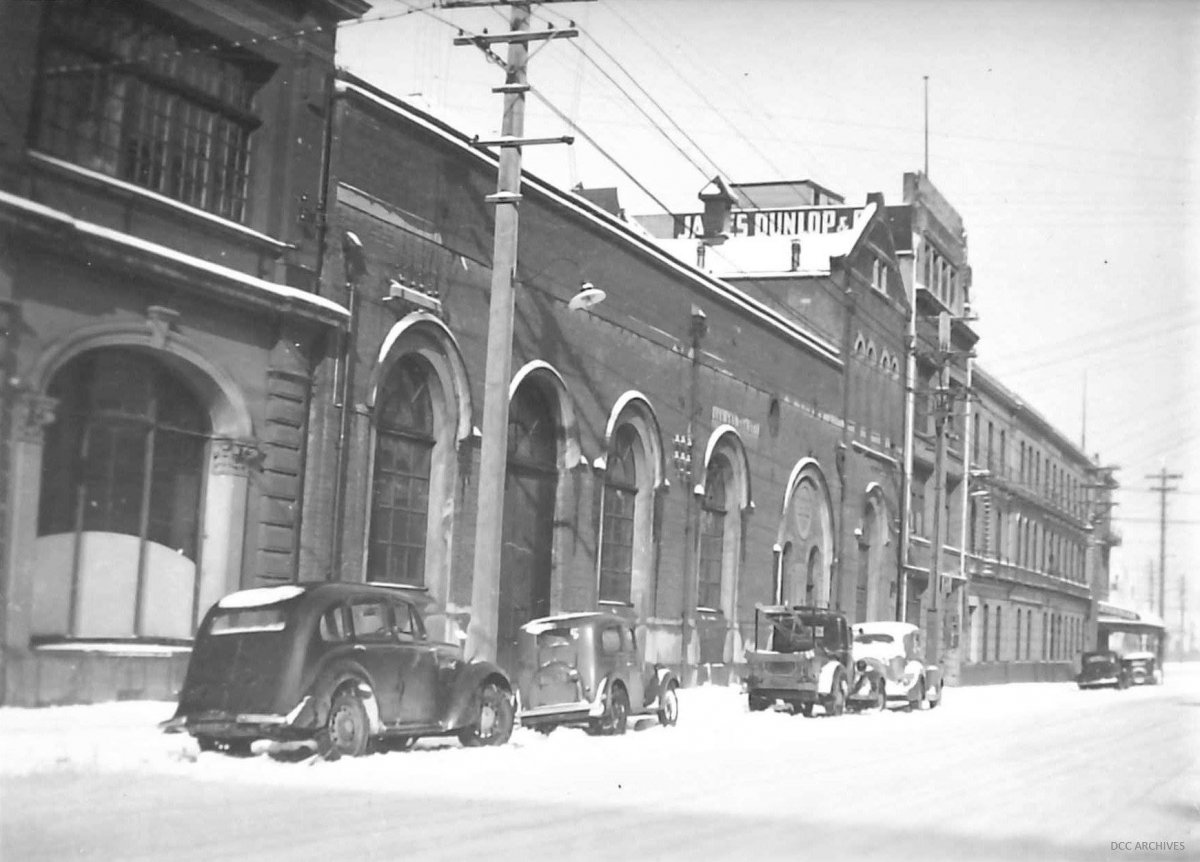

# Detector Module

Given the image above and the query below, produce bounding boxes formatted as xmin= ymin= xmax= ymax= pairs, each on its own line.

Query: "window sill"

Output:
xmin=28 ymin=150 xmax=295 ymax=255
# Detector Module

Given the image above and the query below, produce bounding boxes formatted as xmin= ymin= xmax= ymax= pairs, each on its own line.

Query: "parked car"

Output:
xmin=515 ymin=609 xmax=679 ymax=735
xmin=852 ymin=621 xmax=944 ymax=709
xmin=1120 ymin=651 xmax=1162 ymax=686
xmin=744 ymin=605 xmax=861 ymax=716
xmin=161 ymin=582 xmax=514 ymax=757
xmin=1077 ymin=650 xmax=1129 ymax=690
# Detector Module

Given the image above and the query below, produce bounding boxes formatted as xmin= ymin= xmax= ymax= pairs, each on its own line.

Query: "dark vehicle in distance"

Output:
xmin=515 ymin=610 xmax=679 ymax=735
xmin=161 ymin=582 xmax=514 ymax=757
xmin=1121 ymin=651 xmax=1162 ymax=686
xmin=744 ymin=605 xmax=856 ymax=716
xmin=1077 ymin=651 xmax=1129 ymax=690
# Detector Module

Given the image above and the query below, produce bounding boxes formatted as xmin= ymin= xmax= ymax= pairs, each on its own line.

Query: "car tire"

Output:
xmin=458 ymin=683 xmax=515 ymax=747
xmin=825 ymin=674 xmax=847 ymax=717
xmin=593 ymin=683 xmax=630 ymax=736
xmin=325 ymin=687 xmax=371 ymax=758
xmin=658 ymin=682 xmax=680 ymax=727
xmin=928 ymin=683 xmax=942 ymax=709
xmin=797 ymin=702 xmax=814 ymax=718
xmin=748 ymin=693 xmax=771 ymax=712
xmin=913 ymin=678 xmax=927 ymax=711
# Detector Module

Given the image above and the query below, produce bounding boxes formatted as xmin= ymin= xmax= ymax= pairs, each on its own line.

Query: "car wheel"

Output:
xmin=324 ymin=687 xmax=371 ymax=758
xmin=913 ymin=678 xmax=927 ymax=711
xmin=928 ymin=683 xmax=942 ymax=709
xmin=748 ymin=693 xmax=771 ymax=712
xmin=658 ymin=682 xmax=680 ymax=727
xmin=459 ymin=683 xmax=515 ymax=747
xmin=593 ymin=683 xmax=630 ymax=735
xmin=797 ymin=702 xmax=814 ymax=718
xmin=825 ymin=674 xmax=847 ymax=717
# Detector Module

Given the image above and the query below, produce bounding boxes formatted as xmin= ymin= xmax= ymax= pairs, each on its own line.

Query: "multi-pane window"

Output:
xmin=38 ymin=348 xmax=207 ymax=638
xmin=33 ymin=0 xmax=265 ymax=221
xmin=698 ymin=457 xmax=730 ymax=611
xmin=368 ymin=362 xmax=433 ymax=586
xmin=599 ymin=425 xmax=637 ymax=604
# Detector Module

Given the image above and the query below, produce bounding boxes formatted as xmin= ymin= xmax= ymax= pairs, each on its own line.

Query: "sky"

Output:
xmin=337 ymin=0 xmax=1200 ymax=638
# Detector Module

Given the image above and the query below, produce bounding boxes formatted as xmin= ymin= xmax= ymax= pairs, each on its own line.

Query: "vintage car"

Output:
xmin=744 ymin=605 xmax=858 ymax=716
xmin=515 ymin=610 xmax=679 ymax=735
xmin=852 ymin=621 xmax=944 ymax=709
xmin=1077 ymin=650 xmax=1129 ymax=689
xmin=1120 ymin=651 xmax=1162 ymax=686
xmin=161 ymin=582 xmax=514 ymax=757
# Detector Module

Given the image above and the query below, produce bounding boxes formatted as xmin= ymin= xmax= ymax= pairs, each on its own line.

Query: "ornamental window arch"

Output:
xmin=595 ymin=393 xmax=664 ymax=616
xmin=364 ymin=314 xmax=472 ymax=612
xmin=28 ymin=318 xmax=255 ymax=641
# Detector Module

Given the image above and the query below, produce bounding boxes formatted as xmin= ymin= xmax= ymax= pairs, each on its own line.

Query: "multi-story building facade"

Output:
xmin=313 ymin=75 xmax=909 ymax=684
xmin=886 ymin=173 xmax=979 ymax=684
xmin=0 ymin=0 xmax=366 ymax=705
xmin=962 ymin=368 xmax=1120 ymax=683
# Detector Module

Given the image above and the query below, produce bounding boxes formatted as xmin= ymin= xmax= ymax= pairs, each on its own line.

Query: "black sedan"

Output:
xmin=161 ymin=582 xmax=514 ymax=757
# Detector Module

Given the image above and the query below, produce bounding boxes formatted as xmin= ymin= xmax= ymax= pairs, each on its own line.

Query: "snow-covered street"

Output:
xmin=3 ymin=665 xmax=1197 ymax=861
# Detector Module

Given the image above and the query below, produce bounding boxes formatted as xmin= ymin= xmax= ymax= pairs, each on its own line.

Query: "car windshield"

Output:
xmin=210 ymin=607 xmax=288 ymax=635
xmin=854 ymin=632 xmax=895 ymax=644
xmin=763 ymin=613 xmax=824 ymax=652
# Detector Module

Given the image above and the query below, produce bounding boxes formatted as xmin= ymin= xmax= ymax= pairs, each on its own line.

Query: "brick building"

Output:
xmin=0 ymin=0 xmax=365 ymax=705
xmin=313 ymin=75 xmax=909 ymax=681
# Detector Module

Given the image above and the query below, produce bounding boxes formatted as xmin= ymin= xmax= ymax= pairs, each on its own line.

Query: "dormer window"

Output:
xmin=32 ymin=0 xmax=268 ymax=222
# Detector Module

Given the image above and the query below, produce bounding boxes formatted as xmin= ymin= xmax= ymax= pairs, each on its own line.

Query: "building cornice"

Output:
xmin=0 ymin=190 xmax=348 ymax=327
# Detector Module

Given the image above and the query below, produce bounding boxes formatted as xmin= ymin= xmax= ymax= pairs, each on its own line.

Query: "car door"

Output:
xmin=392 ymin=599 xmax=440 ymax=727
xmin=347 ymin=599 xmax=404 ymax=722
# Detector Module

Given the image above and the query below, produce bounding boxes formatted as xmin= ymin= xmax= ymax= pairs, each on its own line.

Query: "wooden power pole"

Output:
xmin=450 ymin=1 xmax=579 ymax=663
xmin=1145 ymin=467 xmax=1181 ymax=620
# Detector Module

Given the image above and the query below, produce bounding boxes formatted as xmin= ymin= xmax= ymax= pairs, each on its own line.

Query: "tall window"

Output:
xmin=39 ymin=348 xmax=207 ymax=638
xmin=599 ymin=425 xmax=637 ymax=603
xmin=982 ymin=605 xmax=989 ymax=661
xmin=33 ymin=0 xmax=266 ymax=220
xmin=698 ymin=457 xmax=730 ymax=610
xmin=994 ymin=605 xmax=1003 ymax=660
xmin=368 ymin=361 xmax=433 ymax=585
xmin=1016 ymin=609 xmax=1022 ymax=661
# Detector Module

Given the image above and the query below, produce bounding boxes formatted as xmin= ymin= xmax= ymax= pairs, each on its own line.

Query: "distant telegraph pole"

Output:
xmin=1145 ymin=467 xmax=1182 ymax=619
xmin=449 ymin=0 xmax=581 ymax=663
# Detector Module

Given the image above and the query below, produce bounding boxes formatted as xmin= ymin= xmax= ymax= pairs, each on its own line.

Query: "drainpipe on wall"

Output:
xmin=897 ymin=244 xmax=918 ymax=622
xmin=836 ymin=263 xmax=855 ymax=612
xmin=329 ymin=231 xmax=365 ymax=581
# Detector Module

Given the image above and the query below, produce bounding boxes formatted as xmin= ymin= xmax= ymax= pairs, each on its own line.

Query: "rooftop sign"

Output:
xmin=674 ymin=205 xmax=868 ymax=239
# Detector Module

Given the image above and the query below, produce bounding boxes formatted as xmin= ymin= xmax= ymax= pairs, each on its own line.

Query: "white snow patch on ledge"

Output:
xmin=218 ymin=585 xmax=307 ymax=610
xmin=0 ymin=190 xmax=349 ymax=323
xmin=34 ymin=642 xmax=192 ymax=656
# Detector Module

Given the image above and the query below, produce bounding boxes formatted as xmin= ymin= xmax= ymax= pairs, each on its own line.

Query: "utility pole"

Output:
xmin=452 ymin=1 xmax=578 ymax=663
xmin=1146 ymin=467 xmax=1181 ymax=620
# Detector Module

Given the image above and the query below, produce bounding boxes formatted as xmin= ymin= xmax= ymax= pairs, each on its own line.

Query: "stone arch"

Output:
xmin=777 ymin=458 xmax=836 ymax=607
xmin=509 ymin=360 xmax=582 ymax=469
xmin=855 ymin=483 xmax=889 ymax=622
xmin=596 ymin=393 xmax=664 ymax=617
xmin=361 ymin=313 xmax=472 ymax=613
xmin=24 ymin=317 xmax=255 ymax=638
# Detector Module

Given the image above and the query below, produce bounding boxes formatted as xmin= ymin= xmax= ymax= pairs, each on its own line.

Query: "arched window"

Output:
xmin=698 ymin=456 xmax=730 ymax=610
xmin=368 ymin=360 xmax=434 ymax=585
xmin=599 ymin=425 xmax=638 ymax=603
xmin=38 ymin=348 xmax=208 ymax=638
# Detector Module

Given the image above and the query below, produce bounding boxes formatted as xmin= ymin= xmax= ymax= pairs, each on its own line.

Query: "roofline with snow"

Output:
xmin=0 ymin=190 xmax=349 ymax=327
xmin=333 ymin=72 xmax=842 ymax=368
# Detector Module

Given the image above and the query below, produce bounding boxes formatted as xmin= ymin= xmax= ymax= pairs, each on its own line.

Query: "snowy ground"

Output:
xmin=2 ymin=665 xmax=1197 ymax=861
